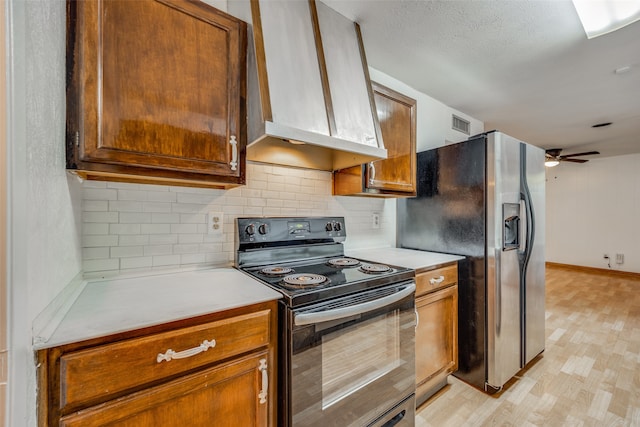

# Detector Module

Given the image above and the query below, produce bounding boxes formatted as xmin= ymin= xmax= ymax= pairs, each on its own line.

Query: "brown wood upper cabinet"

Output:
xmin=66 ymin=0 xmax=247 ymax=189
xmin=333 ymin=81 xmax=417 ymax=197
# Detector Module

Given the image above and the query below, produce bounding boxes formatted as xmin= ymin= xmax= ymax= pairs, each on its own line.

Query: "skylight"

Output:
xmin=572 ymin=0 xmax=640 ymax=38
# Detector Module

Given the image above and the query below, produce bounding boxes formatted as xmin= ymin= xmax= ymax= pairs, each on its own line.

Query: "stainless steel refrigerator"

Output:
xmin=397 ymin=130 xmax=545 ymax=393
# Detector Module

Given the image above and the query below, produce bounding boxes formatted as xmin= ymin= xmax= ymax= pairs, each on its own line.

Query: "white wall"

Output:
xmin=368 ymin=68 xmax=484 ymax=153
xmin=546 ymin=154 xmax=640 ymax=273
xmin=7 ymin=1 xmax=83 ymax=425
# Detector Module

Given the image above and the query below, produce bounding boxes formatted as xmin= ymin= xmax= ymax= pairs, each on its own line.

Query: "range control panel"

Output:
xmin=236 ymin=217 xmax=346 ymax=244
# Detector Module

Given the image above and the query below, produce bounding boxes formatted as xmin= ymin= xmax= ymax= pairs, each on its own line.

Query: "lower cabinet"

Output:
xmin=37 ymin=301 xmax=277 ymax=427
xmin=415 ymin=263 xmax=458 ymax=406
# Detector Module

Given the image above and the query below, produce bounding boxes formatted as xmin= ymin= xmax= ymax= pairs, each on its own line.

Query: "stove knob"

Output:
xmin=245 ymin=224 xmax=256 ymax=236
xmin=258 ymin=224 xmax=269 ymax=235
xmin=333 ymin=222 xmax=342 ymax=231
xmin=325 ymin=222 xmax=333 ymax=232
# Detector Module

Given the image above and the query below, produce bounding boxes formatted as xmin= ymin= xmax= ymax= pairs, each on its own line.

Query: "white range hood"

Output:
xmin=230 ymin=0 xmax=388 ymax=171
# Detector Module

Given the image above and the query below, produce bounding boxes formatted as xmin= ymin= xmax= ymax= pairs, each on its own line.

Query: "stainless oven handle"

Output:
xmin=294 ymin=282 xmax=416 ymax=326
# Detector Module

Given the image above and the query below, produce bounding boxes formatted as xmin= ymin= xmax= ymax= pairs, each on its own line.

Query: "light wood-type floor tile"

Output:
xmin=416 ymin=265 xmax=640 ymax=426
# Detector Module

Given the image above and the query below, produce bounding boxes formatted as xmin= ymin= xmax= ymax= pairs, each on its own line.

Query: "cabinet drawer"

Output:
xmin=416 ymin=264 xmax=458 ymax=296
xmin=59 ymin=309 xmax=271 ymax=411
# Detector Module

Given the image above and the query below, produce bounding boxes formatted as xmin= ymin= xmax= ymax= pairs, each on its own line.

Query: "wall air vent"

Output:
xmin=452 ymin=114 xmax=470 ymax=135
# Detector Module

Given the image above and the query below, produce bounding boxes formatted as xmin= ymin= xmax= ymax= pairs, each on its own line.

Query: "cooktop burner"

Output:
xmin=282 ymin=273 xmax=329 ymax=288
xmin=260 ymin=266 xmax=294 ymax=276
xmin=360 ymin=263 xmax=392 ymax=274
xmin=327 ymin=257 xmax=361 ymax=267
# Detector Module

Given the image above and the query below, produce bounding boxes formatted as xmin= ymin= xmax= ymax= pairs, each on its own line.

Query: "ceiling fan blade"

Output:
xmin=559 ymin=151 xmax=600 ymax=158
xmin=561 ymin=158 xmax=588 ymax=163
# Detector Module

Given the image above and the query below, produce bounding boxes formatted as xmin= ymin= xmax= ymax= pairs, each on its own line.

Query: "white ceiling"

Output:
xmin=323 ymin=0 xmax=640 ymax=159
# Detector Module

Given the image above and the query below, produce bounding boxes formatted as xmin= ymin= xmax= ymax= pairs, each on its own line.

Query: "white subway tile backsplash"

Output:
xmin=141 ymin=224 xmax=171 ymax=234
xmin=117 ymin=190 xmax=150 ymax=201
xmin=82 ymin=200 xmax=108 ymax=211
xmin=121 ymin=256 xmax=153 ymax=270
xmin=171 ymin=224 xmax=198 ymax=234
xmin=82 ymin=223 xmax=109 ymax=235
xmin=84 ymin=258 xmax=120 ymax=272
xmin=119 ymin=212 xmax=152 ymax=223
xmin=147 ymin=191 xmax=177 ymax=203
xmin=106 ymin=182 xmax=140 ymax=190
xmin=143 ymin=245 xmax=173 ymax=256
xmin=109 ymin=224 xmax=141 ymax=235
xmin=180 ymin=253 xmax=206 ymax=265
xmin=83 ymin=211 xmax=119 ymax=223
xmin=199 ymin=243 xmax=223 ymax=252
xmin=142 ymin=202 xmax=172 ymax=213
xmin=80 ymin=163 xmax=393 ymax=275
xmin=83 ymin=247 xmax=110 ymax=260
xmin=152 ymin=254 xmax=181 ymax=267
xmin=173 ymin=243 xmax=200 ymax=254
xmin=151 ymin=213 xmax=180 ymax=224
xmin=109 ymin=200 xmax=143 ymax=212
xmin=119 ymin=235 xmax=150 ymax=246
xmin=179 ymin=213 xmax=206 ymax=224
xmin=110 ymin=246 xmax=144 ymax=258
xmin=149 ymin=234 xmax=178 ymax=245
xmin=84 ymin=188 xmax=118 ymax=201
xmin=83 ymin=235 xmax=118 ymax=247
xmin=178 ymin=234 xmax=204 ymax=244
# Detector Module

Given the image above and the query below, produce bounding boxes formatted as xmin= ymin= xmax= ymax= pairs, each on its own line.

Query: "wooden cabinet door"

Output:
xmin=366 ymin=82 xmax=416 ymax=194
xmin=67 ymin=0 xmax=246 ymax=188
xmin=60 ymin=351 xmax=271 ymax=427
xmin=415 ymin=284 xmax=458 ymax=401
xmin=332 ymin=82 xmax=416 ymax=196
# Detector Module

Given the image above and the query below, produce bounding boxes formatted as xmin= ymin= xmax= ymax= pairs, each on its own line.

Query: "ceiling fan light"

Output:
xmin=545 ymin=160 xmax=560 ymax=167
xmin=572 ymin=0 xmax=640 ymax=39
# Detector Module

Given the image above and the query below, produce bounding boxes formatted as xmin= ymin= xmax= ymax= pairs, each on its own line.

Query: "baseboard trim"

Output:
xmin=546 ymin=262 xmax=640 ymax=279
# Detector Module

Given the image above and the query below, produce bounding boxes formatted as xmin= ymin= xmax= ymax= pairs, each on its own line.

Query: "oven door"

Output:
xmin=289 ymin=281 xmax=416 ymax=427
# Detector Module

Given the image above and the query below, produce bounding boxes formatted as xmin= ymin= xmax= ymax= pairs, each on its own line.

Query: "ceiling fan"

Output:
xmin=544 ymin=148 xmax=600 ymax=167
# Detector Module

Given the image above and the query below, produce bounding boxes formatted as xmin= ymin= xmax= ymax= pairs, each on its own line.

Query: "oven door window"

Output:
xmin=291 ymin=284 xmax=415 ymax=427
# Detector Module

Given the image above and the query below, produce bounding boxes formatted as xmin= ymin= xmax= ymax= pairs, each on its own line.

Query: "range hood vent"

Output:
xmin=232 ymin=0 xmax=387 ymax=171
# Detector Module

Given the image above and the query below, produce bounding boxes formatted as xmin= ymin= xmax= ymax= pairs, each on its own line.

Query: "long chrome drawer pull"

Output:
xmin=294 ymin=283 xmax=415 ymax=326
xmin=258 ymin=358 xmax=268 ymax=404
xmin=156 ymin=339 xmax=216 ymax=363
xmin=429 ymin=275 xmax=445 ymax=285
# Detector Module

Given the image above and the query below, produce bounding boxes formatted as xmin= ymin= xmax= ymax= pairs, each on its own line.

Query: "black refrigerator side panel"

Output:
xmin=397 ymin=140 xmax=485 ymax=257
xmin=397 ymin=138 xmax=488 ymax=389
xmin=456 ymin=255 xmax=487 ymax=388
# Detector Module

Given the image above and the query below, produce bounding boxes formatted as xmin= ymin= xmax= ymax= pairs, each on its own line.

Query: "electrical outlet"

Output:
xmin=207 ymin=212 xmax=223 ymax=236
xmin=372 ymin=213 xmax=380 ymax=229
xmin=616 ymin=253 xmax=624 ymax=264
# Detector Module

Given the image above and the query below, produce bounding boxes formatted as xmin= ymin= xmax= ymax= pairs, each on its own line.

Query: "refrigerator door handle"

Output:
xmin=519 ymin=200 xmax=527 ymax=253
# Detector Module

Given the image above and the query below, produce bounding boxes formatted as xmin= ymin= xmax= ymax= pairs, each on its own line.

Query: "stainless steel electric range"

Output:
xmin=236 ymin=217 xmax=417 ymax=427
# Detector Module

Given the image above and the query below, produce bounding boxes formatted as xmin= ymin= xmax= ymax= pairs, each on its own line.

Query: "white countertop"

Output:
xmin=35 ymin=268 xmax=282 ymax=350
xmin=347 ymin=247 xmax=464 ymax=271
